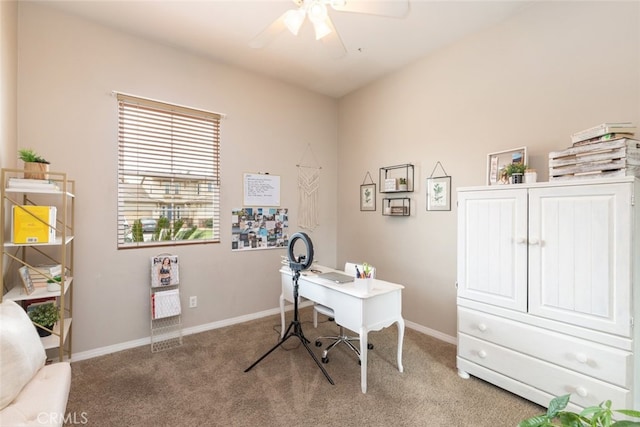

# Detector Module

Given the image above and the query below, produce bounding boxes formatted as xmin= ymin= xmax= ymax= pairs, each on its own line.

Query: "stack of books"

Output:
xmin=7 ymin=178 xmax=59 ymax=191
xmin=29 ymin=264 xmax=63 ymax=285
xmin=571 ymin=122 xmax=636 ymax=146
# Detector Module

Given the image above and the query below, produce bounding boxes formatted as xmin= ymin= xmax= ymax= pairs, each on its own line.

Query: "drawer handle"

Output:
xmin=576 ymin=353 xmax=588 ymax=364
xmin=478 ymin=350 xmax=487 ymax=359
xmin=477 ymin=323 xmax=487 ymax=332
xmin=516 ymin=237 xmax=527 ymax=244
xmin=529 ymin=238 xmax=540 ymax=245
xmin=576 ymin=387 xmax=588 ymax=398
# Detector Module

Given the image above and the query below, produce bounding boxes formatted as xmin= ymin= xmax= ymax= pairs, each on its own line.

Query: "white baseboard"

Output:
xmin=71 ymin=302 xmax=454 ymax=362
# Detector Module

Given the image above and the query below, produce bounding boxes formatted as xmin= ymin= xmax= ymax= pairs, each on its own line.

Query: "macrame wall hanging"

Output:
xmin=297 ymin=144 xmax=322 ymax=231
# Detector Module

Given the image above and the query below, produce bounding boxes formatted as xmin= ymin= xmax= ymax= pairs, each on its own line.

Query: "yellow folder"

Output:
xmin=12 ymin=206 xmax=56 ymax=243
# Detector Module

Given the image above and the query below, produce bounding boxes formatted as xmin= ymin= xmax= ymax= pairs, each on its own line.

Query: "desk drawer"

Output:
xmin=458 ymin=334 xmax=630 ymax=408
xmin=458 ymin=307 xmax=631 ymax=388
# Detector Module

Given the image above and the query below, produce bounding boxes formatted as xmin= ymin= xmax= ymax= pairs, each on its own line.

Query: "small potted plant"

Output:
xmin=504 ymin=162 xmax=527 ymax=184
xmin=18 ymin=148 xmax=50 ymax=179
xmin=28 ymin=302 xmax=60 ymax=337
xmin=398 ymin=177 xmax=408 ymax=191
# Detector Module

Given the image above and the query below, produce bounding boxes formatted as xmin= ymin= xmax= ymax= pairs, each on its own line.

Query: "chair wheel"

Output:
xmin=368 ymin=343 xmax=374 ymax=350
xmin=322 ymin=357 xmax=329 ymax=364
xmin=315 ymin=340 xmax=322 ymax=347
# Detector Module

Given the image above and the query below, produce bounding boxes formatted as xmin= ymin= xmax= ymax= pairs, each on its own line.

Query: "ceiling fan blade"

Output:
xmin=249 ymin=11 xmax=288 ymax=49
xmin=330 ymin=0 xmax=409 ymax=18
xmin=319 ymin=15 xmax=346 ymax=59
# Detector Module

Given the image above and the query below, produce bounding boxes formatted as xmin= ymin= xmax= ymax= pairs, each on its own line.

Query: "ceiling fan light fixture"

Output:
xmin=283 ymin=8 xmax=306 ymax=36
xmin=311 ymin=19 xmax=332 ymax=40
xmin=308 ymin=1 xmax=328 ymax=23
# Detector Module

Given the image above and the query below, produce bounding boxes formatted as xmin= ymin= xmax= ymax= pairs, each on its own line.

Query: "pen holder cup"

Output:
xmin=354 ymin=278 xmax=373 ymax=293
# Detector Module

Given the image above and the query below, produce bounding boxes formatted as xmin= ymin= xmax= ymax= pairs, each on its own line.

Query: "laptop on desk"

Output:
xmin=317 ymin=272 xmax=354 ymax=284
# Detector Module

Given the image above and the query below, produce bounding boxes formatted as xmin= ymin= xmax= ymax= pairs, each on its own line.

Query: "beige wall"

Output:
xmin=16 ymin=2 xmax=339 ymax=355
xmin=7 ymin=1 xmax=640 ymax=356
xmin=337 ymin=0 xmax=640 ymax=340
xmin=0 ymin=0 xmax=17 ymax=170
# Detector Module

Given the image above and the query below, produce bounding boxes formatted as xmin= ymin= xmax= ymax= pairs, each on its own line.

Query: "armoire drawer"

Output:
xmin=458 ymin=334 xmax=630 ymax=408
xmin=458 ymin=307 xmax=632 ymax=388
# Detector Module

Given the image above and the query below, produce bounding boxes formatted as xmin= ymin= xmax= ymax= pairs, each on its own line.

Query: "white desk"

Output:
xmin=279 ymin=265 xmax=405 ymax=393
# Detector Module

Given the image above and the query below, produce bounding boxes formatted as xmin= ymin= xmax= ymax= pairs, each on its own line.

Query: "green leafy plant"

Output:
xmin=18 ymin=148 xmax=49 ymax=164
xmin=519 ymin=394 xmax=640 ymax=427
xmin=504 ymin=162 xmax=527 ymax=176
xmin=28 ymin=302 xmax=60 ymax=327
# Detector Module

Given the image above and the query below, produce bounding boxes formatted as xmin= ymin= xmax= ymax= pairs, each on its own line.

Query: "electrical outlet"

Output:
xmin=189 ymin=296 xmax=197 ymax=308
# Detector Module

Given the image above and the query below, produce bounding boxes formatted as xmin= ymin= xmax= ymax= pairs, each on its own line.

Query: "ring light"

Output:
xmin=287 ymin=232 xmax=314 ymax=272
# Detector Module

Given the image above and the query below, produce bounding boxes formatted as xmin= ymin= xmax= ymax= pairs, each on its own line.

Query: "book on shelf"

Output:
xmin=11 ymin=205 xmax=57 ymax=244
xmin=7 ymin=178 xmax=59 ymax=191
xmin=572 ymin=132 xmax=636 ymax=147
xmin=571 ymin=122 xmax=636 ymax=144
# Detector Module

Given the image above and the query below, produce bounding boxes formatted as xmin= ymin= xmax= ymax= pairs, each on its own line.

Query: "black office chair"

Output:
xmin=313 ymin=262 xmax=375 ymax=364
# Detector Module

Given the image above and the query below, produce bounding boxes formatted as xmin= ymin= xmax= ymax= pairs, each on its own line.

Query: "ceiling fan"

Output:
xmin=249 ymin=0 xmax=410 ymax=58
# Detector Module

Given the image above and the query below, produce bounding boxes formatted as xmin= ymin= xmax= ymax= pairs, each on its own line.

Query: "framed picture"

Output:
xmin=19 ymin=266 xmax=35 ymax=295
xmin=360 ymin=183 xmax=376 ymax=211
xmin=426 ymin=176 xmax=451 ymax=211
xmin=487 ymin=147 xmax=528 ymax=185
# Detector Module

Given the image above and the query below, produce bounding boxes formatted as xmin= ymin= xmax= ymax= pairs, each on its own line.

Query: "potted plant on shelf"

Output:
xmin=28 ymin=302 xmax=60 ymax=337
xmin=18 ymin=148 xmax=50 ymax=179
xmin=503 ymin=162 xmax=527 ymax=184
xmin=398 ymin=177 xmax=408 ymax=191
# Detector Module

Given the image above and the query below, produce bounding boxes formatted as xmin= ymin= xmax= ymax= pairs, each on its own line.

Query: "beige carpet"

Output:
xmin=65 ymin=307 xmax=543 ymax=426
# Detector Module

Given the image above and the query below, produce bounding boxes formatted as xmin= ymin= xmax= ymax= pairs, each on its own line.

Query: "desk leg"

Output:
xmin=359 ymin=327 xmax=368 ymax=393
xmin=279 ymin=293 xmax=286 ymax=339
xmin=396 ymin=318 xmax=405 ymax=373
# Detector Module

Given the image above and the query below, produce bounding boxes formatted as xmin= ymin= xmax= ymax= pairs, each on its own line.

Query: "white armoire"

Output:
xmin=456 ymin=177 xmax=639 ymax=411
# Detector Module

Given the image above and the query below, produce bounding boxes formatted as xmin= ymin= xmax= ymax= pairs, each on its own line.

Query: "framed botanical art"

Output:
xmin=360 ymin=183 xmax=376 ymax=211
xmin=426 ymin=176 xmax=451 ymax=211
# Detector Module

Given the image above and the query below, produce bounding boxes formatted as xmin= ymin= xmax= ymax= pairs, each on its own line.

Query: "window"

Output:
xmin=116 ymin=93 xmax=221 ymax=248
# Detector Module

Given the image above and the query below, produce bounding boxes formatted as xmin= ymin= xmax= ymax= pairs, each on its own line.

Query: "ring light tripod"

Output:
xmin=244 ymin=232 xmax=334 ymax=385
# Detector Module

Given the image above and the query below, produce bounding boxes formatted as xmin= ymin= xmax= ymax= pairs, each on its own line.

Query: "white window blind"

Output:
xmin=116 ymin=93 xmax=221 ymax=248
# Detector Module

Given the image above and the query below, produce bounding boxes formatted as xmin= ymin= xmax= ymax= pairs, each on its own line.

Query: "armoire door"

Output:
xmin=457 ymin=188 xmax=528 ymax=311
xmin=528 ymin=183 xmax=632 ymax=336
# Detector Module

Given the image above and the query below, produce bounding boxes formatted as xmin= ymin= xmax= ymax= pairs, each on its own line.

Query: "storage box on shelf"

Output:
xmin=382 ymin=197 xmax=410 ymax=216
xmin=0 ymin=168 xmax=75 ymax=363
xmin=549 ymin=138 xmax=640 ymax=181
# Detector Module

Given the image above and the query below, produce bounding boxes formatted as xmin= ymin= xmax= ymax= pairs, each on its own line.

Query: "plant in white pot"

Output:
xmin=398 ymin=177 xmax=408 ymax=191
xmin=18 ymin=148 xmax=50 ymax=179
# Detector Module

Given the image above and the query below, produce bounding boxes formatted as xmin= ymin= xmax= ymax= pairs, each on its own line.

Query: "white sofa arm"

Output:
xmin=0 ymin=362 xmax=71 ymax=427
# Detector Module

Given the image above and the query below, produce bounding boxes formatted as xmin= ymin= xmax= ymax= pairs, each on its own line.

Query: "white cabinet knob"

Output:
xmin=516 ymin=237 xmax=527 ymax=244
xmin=576 ymin=353 xmax=588 ymax=364
xmin=478 ymin=350 xmax=487 ymax=359
xmin=477 ymin=323 xmax=487 ymax=332
xmin=576 ymin=387 xmax=588 ymax=398
xmin=529 ymin=238 xmax=539 ymax=245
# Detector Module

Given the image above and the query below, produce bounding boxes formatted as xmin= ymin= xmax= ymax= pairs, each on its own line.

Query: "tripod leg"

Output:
xmin=244 ymin=329 xmax=295 ymax=373
xmin=297 ymin=332 xmax=335 ymax=384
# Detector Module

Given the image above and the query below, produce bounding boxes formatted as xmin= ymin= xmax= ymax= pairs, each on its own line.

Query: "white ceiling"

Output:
xmin=38 ymin=0 xmax=532 ymax=98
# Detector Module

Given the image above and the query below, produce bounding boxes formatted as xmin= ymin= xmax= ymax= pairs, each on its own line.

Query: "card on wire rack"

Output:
xmin=151 ymin=255 xmax=179 ymax=287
